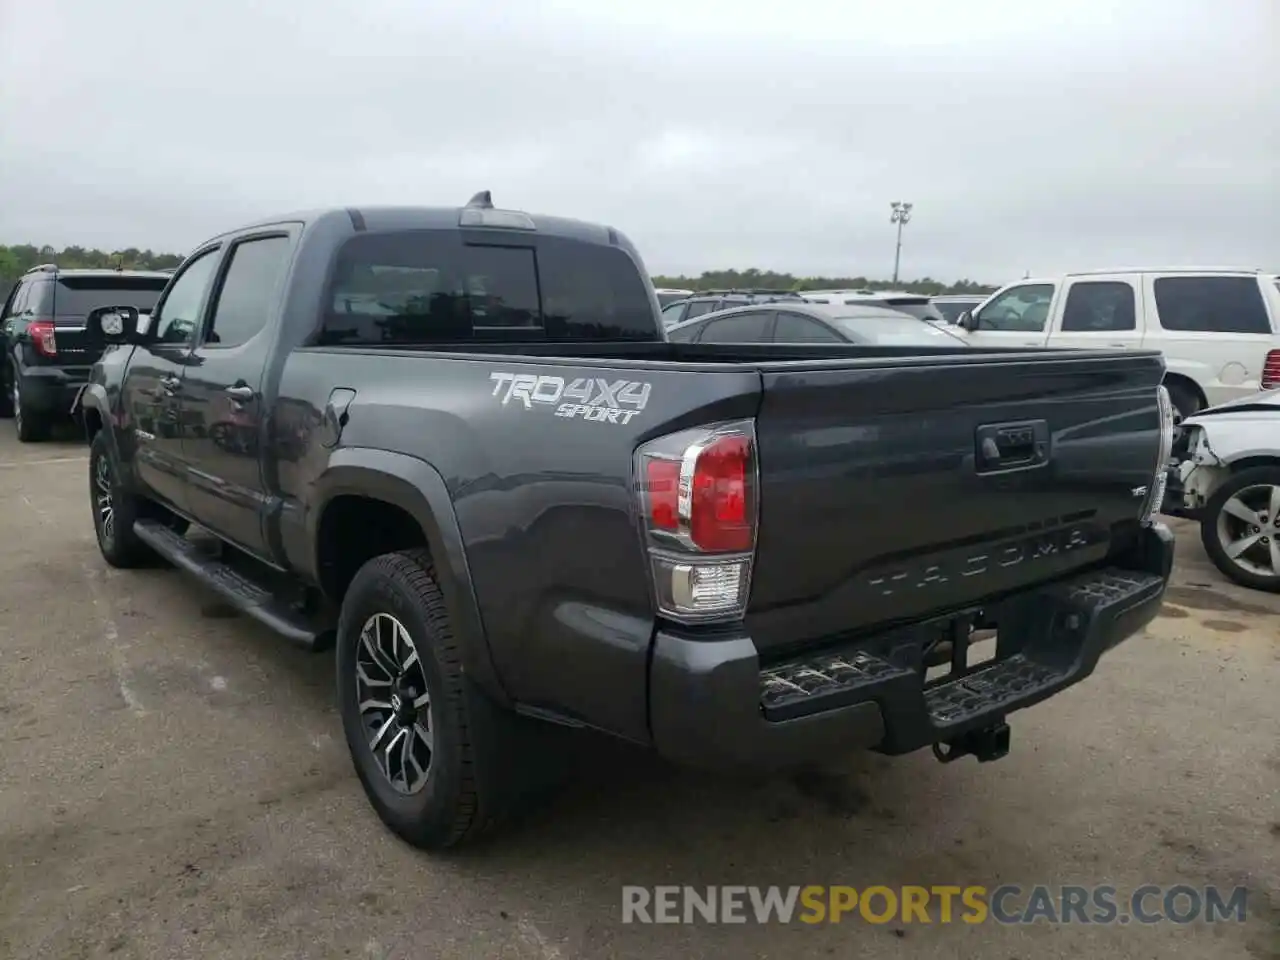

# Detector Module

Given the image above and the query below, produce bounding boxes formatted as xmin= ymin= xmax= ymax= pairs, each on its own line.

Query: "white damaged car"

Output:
xmin=1164 ymin=388 xmax=1280 ymax=591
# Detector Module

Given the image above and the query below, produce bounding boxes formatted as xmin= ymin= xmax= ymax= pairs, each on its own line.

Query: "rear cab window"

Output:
xmin=1150 ymin=275 xmax=1273 ymax=335
xmin=319 ymin=230 xmax=658 ymax=345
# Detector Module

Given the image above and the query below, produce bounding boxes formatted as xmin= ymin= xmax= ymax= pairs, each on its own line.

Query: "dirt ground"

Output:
xmin=0 ymin=428 xmax=1276 ymax=960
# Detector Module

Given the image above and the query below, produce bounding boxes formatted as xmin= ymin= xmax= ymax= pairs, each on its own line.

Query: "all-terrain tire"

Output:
xmin=89 ymin=430 xmax=155 ymax=568
xmin=337 ymin=549 xmax=507 ymax=850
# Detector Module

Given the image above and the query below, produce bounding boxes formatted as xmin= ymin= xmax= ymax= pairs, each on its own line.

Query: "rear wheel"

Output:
xmin=1199 ymin=466 xmax=1280 ymax=593
xmin=13 ymin=379 xmax=50 ymax=442
xmin=337 ymin=549 xmax=495 ymax=849
xmin=0 ymin=363 xmax=12 ymax=419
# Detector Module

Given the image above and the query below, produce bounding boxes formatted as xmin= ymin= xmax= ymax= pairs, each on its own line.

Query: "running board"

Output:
xmin=133 ymin=519 xmax=334 ymax=651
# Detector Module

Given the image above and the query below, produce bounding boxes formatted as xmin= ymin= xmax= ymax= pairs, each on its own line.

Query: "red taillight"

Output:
xmin=28 ymin=320 xmax=57 ymax=357
xmin=1263 ymin=350 xmax=1280 ymax=390
xmin=690 ymin=435 xmax=751 ymax=551
xmin=646 ymin=458 xmax=680 ymax=531
xmin=634 ymin=421 xmax=758 ymax=624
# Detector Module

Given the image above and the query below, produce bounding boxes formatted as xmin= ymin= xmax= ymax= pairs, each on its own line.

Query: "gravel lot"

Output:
xmin=0 ymin=427 xmax=1276 ymax=960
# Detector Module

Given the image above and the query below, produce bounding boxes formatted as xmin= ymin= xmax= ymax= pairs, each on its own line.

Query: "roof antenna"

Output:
xmin=466 ymin=190 xmax=493 ymax=209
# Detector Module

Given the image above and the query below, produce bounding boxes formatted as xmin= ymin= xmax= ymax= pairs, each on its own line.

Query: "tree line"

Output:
xmin=1 ymin=243 xmax=999 ymax=304
xmin=650 ymin=268 xmax=997 ymax=296
xmin=1 ymin=243 xmax=185 ymax=302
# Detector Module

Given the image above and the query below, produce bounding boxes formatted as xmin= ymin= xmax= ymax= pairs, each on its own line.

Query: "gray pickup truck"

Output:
xmin=79 ymin=193 xmax=1175 ymax=850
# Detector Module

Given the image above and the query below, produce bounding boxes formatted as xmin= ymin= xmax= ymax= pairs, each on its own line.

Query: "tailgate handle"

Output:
xmin=976 ymin=420 xmax=1049 ymax=472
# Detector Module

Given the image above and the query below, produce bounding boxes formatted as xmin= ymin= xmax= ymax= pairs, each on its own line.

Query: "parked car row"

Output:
xmin=0 ymin=264 xmax=169 ymax=440
xmin=1162 ymin=387 xmax=1280 ymax=593
xmin=952 ymin=268 xmax=1280 ymax=420
xmin=52 ymin=193 xmax=1174 ymax=851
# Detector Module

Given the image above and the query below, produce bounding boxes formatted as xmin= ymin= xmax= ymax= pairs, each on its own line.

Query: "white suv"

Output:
xmin=953 ymin=268 xmax=1280 ymax=419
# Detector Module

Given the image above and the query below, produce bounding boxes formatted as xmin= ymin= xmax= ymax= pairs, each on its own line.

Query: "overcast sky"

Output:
xmin=1 ymin=0 xmax=1276 ymax=283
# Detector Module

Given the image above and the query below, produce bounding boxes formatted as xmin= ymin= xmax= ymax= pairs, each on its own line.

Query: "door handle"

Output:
xmin=224 ymin=384 xmax=255 ymax=404
xmin=161 ymin=376 xmax=181 ymax=395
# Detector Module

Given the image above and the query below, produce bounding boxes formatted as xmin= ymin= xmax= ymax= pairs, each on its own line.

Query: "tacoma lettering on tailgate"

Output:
xmin=866 ymin=523 xmax=1100 ymax=596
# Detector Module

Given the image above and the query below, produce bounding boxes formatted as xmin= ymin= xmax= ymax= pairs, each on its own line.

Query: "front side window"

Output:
xmin=973 ymin=283 xmax=1056 ymax=332
xmin=204 ymin=236 xmax=292 ymax=348
xmin=1061 ymin=281 xmax=1136 ymax=332
xmin=661 ymin=302 xmax=687 ymax=326
xmin=684 ymin=300 xmax=718 ymax=320
xmin=1153 ymin=276 xmax=1271 ymax=334
xmin=153 ymin=250 xmax=220 ymax=346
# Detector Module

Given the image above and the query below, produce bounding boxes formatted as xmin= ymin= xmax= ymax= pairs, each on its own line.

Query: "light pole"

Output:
xmin=889 ymin=201 xmax=913 ymax=285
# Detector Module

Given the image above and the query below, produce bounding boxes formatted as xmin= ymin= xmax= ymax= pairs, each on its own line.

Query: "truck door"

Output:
xmin=960 ymin=282 xmax=1057 ymax=349
xmin=1046 ymin=277 xmax=1141 ymax=351
xmin=120 ymin=247 xmax=222 ymax=514
xmin=179 ymin=232 xmax=295 ymax=560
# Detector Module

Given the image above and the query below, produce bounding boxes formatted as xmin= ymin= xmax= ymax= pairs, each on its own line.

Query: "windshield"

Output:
xmin=931 ymin=300 xmax=978 ymax=324
xmin=831 ymin=314 xmax=968 ymax=346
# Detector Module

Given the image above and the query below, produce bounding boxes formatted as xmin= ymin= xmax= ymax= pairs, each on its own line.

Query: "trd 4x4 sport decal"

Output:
xmin=488 ymin=372 xmax=651 ymax=425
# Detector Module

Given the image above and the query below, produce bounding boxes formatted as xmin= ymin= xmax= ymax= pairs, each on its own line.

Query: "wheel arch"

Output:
xmin=1162 ymin=372 xmax=1207 ymax=413
xmin=310 ymin=448 xmax=508 ymax=705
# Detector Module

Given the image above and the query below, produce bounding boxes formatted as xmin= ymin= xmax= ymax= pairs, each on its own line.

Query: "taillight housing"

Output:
xmin=634 ymin=419 xmax=759 ymax=623
xmin=1140 ymin=384 xmax=1174 ymax=524
xmin=27 ymin=320 xmax=57 ymax=358
xmin=1263 ymin=349 xmax=1280 ymax=390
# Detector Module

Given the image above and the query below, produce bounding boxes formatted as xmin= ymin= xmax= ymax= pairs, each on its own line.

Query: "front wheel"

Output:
xmin=89 ymin=430 xmax=156 ymax=568
xmin=337 ymin=549 xmax=496 ymax=850
xmin=1199 ymin=466 xmax=1280 ymax=593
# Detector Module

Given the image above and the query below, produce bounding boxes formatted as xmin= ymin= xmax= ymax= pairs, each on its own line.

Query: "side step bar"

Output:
xmin=133 ymin=519 xmax=334 ymax=651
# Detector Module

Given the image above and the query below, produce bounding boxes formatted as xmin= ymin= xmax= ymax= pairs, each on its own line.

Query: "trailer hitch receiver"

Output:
xmin=932 ymin=721 xmax=1011 ymax=764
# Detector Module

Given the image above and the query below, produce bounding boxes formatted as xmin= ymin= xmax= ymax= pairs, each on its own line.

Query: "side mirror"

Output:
xmin=957 ymin=310 xmax=977 ymax=331
xmin=88 ymin=305 xmax=141 ymax=344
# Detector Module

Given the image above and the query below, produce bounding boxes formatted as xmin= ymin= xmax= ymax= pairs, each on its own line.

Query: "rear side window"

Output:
xmin=684 ymin=301 xmax=718 ymax=320
xmin=52 ymin=276 xmax=168 ymax=318
xmin=696 ymin=311 xmax=772 ymax=343
xmin=204 ymin=236 xmax=293 ymax=348
xmin=774 ymin=312 xmax=844 ymax=342
xmin=3 ymin=280 xmax=31 ymax=318
xmin=320 ymin=229 xmax=657 ymax=345
xmin=1061 ymin=281 xmax=1136 ymax=331
xmin=1153 ymin=276 xmax=1272 ymax=334
xmin=23 ymin=280 xmax=53 ymax=315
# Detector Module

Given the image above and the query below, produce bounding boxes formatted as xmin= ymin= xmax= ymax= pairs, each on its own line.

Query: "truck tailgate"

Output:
xmin=746 ymin=352 xmax=1166 ymax=655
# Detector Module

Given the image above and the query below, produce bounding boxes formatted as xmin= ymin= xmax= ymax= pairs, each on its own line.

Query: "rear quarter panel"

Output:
xmin=275 ymin=349 xmax=763 ymax=742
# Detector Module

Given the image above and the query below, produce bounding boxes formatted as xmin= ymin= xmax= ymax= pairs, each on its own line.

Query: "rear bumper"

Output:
xmin=16 ymin=366 xmax=90 ymax=415
xmin=648 ymin=522 xmax=1174 ymax=771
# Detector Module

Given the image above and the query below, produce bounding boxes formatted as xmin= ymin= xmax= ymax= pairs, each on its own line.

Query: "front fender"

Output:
xmin=308 ymin=447 xmax=508 ymax=705
xmin=1183 ymin=414 xmax=1280 ymax=465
